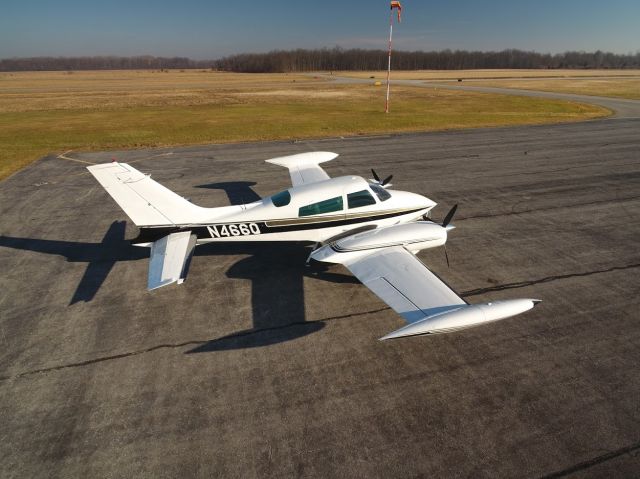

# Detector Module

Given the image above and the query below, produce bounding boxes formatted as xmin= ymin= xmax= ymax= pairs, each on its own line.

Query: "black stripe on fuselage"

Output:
xmin=132 ymin=207 xmax=424 ymax=244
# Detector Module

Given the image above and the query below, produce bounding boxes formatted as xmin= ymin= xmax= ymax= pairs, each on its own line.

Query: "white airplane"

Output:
xmin=87 ymin=151 xmax=540 ymax=340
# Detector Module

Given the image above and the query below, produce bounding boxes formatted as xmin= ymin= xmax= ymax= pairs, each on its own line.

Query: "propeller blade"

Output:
xmin=442 ymin=204 xmax=458 ymax=227
xmin=382 ymin=174 xmax=393 ymax=186
xmin=444 ymin=245 xmax=450 ymax=268
xmin=371 ymin=169 xmax=380 ymax=182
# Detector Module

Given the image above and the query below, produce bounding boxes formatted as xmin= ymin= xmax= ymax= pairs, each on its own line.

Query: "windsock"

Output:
xmin=390 ymin=1 xmax=402 ymax=22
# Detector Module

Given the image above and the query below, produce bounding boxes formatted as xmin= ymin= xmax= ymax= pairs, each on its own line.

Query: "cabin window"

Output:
xmin=299 ymin=196 xmax=344 ymax=217
xmin=370 ymin=184 xmax=391 ymax=202
xmin=271 ymin=190 xmax=291 ymax=207
xmin=347 ymin=190 xmax=377 ymax=209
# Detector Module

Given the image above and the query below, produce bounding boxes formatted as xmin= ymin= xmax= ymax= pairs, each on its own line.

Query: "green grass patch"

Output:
xmin=0 ymin=88 xmax=609 ymax=180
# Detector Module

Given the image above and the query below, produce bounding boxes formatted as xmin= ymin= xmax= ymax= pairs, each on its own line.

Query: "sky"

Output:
xmin=1 ymin=0 xmax=639 ymax=59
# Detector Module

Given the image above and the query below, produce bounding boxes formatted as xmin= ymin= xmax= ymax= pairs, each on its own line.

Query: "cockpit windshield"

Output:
xmin=370 ymin=183 xmax=391 ymax=201
xmin=271 ymin=190 xmax=291 ymax=207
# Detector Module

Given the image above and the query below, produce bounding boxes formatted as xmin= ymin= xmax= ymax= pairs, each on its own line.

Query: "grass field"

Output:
xmin=456 ymin=78 xmax=640 ymax=100
xmin=0 ymin=70 xmax=611 ymax=179
xmin=342 ymin=69 xmax=640 ymax=100
xmin=340 ymin=69 xmax=640 ymax=80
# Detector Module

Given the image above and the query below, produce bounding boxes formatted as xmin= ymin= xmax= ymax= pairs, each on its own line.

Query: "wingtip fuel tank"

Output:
xmin=379 ymin=299 xmax=541 ymax=340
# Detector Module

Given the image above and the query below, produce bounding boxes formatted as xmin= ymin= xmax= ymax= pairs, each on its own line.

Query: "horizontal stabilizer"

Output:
xmin=148 ymin=231 xmax=197 ymax=290
xmin=265 ymin=151 xmax=337 ymax=186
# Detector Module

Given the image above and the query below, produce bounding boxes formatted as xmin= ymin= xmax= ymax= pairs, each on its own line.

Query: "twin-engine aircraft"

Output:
xmin=88 ymin=152 xmax=540 ymax=340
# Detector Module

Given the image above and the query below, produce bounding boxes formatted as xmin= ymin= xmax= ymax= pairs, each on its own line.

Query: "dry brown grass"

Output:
xmin=338 ymin=69 xmax=640 ymax=100
xmin=0 ymin=70 xmax=320 ymax=91
xmin=459 ymin=78 xmax=640 ymax=100
xmin=0 ymin=70 xmax=323 ymax=112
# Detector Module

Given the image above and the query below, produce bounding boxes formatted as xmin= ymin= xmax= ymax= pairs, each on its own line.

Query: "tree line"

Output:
xmin=0 ymin=55 xmax=205 ymax=72
xmin=2 ymin=49 xmax=639 ymax=72
xmin=214 ymin=48 xmax=640 ymax=72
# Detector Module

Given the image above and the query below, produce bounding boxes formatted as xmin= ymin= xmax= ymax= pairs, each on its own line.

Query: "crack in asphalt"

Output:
xmin=1 ymin=262 xmax=637 ymax=382
xmin=462 ymin=262 xmax=640 ymax=297
xmin=0 ymin=340 xmax=206 ymax=382
xmin=539 ymin=440 xmax=640 ymax=478
xmin=0 ymin=307 xmax=390 ymax=382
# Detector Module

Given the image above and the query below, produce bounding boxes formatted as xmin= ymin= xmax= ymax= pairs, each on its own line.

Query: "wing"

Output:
xmin=265 ymin=152 xmax=337 ymax=187
xmin=344 ymin=246 xmax=467 ymax=324
xmin=332 ymin=245 xmax=539 ymax=339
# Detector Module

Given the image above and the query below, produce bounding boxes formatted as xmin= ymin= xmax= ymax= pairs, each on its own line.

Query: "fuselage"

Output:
xmin=134 ymin=175 xmax=436 ymax=245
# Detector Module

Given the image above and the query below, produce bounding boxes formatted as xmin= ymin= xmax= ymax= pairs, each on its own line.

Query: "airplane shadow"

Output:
xmin=195 ymin=181 xmax=261 ymax=205
xmin=186 ymin=242 xmax=358 ymax=353
xmin=0 ymin=221 xmax=146 ymax=305
xmin=0 ymin=221 xmax=358 ymax=350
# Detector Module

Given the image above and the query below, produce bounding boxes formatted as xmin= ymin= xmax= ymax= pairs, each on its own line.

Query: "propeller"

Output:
xmin=370 ymin=168 xmax=393 ymax=187
xmin=441 ymin=204 xmax=458 ymax=227
xmin=440 ymin=204 xmax=458 ymax=268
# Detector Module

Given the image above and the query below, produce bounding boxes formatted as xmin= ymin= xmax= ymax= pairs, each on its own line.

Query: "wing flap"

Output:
xmin=364 ymin=277 xmax=426 ymax=323
xmin=345 ymin=246 xmax=466 ymax=323
xmin=148 ymin=231 xmax=197 ymax=290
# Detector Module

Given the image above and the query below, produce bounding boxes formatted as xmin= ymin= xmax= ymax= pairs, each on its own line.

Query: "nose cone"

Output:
xmin=422 ymin=196 xmax=437 ymax=209
xmin=415 ymin=193 xmax=436 ymax=209
xmin=391 ymin=190 xmax=436 ymax=210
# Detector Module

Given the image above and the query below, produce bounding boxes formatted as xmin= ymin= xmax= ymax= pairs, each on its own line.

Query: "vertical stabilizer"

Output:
xmin=87 ymin=162 xmax=209 ymax=226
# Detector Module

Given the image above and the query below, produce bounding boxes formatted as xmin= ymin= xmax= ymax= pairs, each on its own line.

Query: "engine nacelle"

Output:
xmin=311 ymin=221 xmax=447 ymax=264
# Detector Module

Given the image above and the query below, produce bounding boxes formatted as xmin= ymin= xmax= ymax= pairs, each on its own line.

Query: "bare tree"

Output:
xmin=1 ymin=50 xmax=638 ymax=72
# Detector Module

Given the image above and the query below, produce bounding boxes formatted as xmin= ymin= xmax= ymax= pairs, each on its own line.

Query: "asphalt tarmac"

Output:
xmin=1 ymin=115 xmax=639 ymax=476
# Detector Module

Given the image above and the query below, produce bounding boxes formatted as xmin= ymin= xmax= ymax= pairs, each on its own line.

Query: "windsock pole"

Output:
xmin=385 ymin=8 xmax=393 ymax=113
